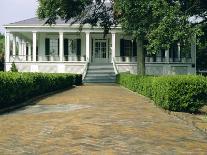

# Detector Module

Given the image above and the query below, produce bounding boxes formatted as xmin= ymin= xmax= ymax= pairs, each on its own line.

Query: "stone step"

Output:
xmin=84 ymin=76 xmax=116 ymax=80
xmin=89 ymin=63 xmax=113 ymax=65
xmin=87 ymin=69 xmax=115 ymax=73
xmin=86 ymin=73 xmax=116 ymax=77
xmin=83 ymin=79 xmax=116 ymax=83
xmin=88 ymin=66 xmax=114 ymax=69
xmin=84 ymin=63 xmax=116 ymax=83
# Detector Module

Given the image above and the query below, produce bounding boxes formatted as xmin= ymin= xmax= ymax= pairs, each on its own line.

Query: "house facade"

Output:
xmin=4 ymin=17 xmax=196 ymax=77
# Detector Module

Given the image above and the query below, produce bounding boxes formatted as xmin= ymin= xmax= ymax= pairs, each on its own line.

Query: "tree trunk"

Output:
xmin=137 ymin=39 xmax=145 ymax=75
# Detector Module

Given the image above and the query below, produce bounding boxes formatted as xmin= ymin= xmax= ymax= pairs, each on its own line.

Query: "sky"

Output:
xmin=0 ymin=0 xmax=38 ymax=34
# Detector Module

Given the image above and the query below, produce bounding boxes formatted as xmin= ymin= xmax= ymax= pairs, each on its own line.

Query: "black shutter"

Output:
xmin=120 ymin=39 xmax=124 ymax=56
xmin=64 ymin=39 xmax=68 ymax=56
xmin=58 ymin=39 xmax=59 ymax=55
xmin=45 ymin=38 xmax=50 ymax=55
xmin=77 ymin=39 xmax=81 ymax=56
xmin=133 ymin=40 xmax=137 ymax=56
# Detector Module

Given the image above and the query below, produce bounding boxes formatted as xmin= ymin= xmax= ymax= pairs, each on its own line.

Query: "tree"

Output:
xmin=37 ymin=0 xmax=116 ymax=35
xmin=115 ymin=0 xmax=201 ymax=74
xmin=0 ymin=33 xmax=5 ymax=71
xmin=37 ymin=0 xmax=205 ymax=75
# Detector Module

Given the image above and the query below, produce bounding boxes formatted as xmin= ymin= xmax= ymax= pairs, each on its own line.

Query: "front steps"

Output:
xmin=83 ymin=63 xmax=116 ymax=83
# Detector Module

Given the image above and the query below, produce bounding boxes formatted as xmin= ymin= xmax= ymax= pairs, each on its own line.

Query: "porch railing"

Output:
xmin=9 ymin=55 xmax=87 ymax=62
xmin=114 ymin=56 xmax=137 ymax=63
xmin=145 ymin=56 xmax=192 ymax=63
xmin=10 ymin=55 xmax=32 ymax=62
xmin=114 ymin=56 xmax=192 ymax=63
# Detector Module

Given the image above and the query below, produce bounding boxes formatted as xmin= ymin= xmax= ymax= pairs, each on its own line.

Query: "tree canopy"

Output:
xmin=37 ymin=0 xmax=206 ymax=53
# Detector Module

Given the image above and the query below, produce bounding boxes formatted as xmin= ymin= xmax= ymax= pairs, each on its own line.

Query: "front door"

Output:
xmin=93 ymin=40 xmax=109 ymax=63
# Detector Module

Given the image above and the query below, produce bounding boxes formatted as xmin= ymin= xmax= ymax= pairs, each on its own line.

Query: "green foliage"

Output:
xmin=115 ymin=0 xmax=202 ymax=54
xmin=117 ymin=73 xmax=207 ymax=113
xmin=0 ymin=72 xmax=82 ymax=109
xmin=0 ymin=53 xmax=4 ymax=71
xmin=0 ymin=33 xmax=4 ymax=54
xmin=0 ymin=34 xmax=4 ymax=71
xmin=37 ymin=0 xmax=115 ymax=34
xmin=10 ymin=62 xmax=18 ymax=72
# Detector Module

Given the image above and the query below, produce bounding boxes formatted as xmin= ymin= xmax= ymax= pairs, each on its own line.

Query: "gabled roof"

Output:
xmin=8 ymin=17 xmax=78 ymax=25
xmin=8 ymin=2 xmax=112 ymax=26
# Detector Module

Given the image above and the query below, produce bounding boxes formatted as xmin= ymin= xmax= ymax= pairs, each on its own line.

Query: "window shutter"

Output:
xmin=77 ymin=39 xmax=81 ymax=56
xmin=133 ymin=40 xmax=137 ymax=57
xmin=45 ymin=38 xmax=50 ymax=55
xmin=58 ymin=39 xmax=59 ymax=55
xmin=120 ymin=39 xmax=124 ymax=56
xmin=64 ymin=39 xmax=68 ymax=56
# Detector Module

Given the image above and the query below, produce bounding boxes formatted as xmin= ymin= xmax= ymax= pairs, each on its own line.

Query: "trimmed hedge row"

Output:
xmin=117 ymin=73 xmax=207 ymax=113
xmin=0 ymin=72 xmax=82 ymax=109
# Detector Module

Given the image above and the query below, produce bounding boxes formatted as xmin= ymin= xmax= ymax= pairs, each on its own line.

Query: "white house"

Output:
xmin=4 ymin=17 xmax=196 ymax=82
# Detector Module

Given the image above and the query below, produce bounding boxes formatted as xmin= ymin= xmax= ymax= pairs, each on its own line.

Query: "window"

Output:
xmin=50 ymin=39 xmax=58 ymax=55
xmin=68 ymin=39 xmax=77 ymax=55
xmin=124 ymin=40 xmax=133 ymax=56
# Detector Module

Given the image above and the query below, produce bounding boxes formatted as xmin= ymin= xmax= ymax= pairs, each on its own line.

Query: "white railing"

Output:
xmin=114 ymin=56 xmax=137 ymax=63
xmin=10 ymin=55 xmax=32 ymax=62
xmin=9 ymin=55 xmax=87 ymax=62
xmin=82 ymin=58 xmax=89 ymax=80
xmin=37 ymin=55 xmax=60 ymax=61
xmin=145 ymin=56 xmax=192 ymax=63
xmin=64 ymin=56 xmax=86 ymax=62
xmin=112 ymin=57 xmax=119 ymax=74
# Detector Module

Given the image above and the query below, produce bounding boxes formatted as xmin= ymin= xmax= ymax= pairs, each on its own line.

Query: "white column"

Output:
xmin=85 ymin=32 xmax=90 ymax=62
xmin=165 ymin=49 xmax=170 ymax=63
xmin=21 ymin=40 xmax=24 ymax=56
xmin=59 ymin=32 xmax=64 ymax=61
xmin=28 ymin=43 xmax=32 ymax=61
xmin=112 ymin=32 xmax=116 ymax=62
xmin=177 ymin=43 xmax=181 ymax=61
xmin=32 ymin=32 xmax=37 ymax=62
xmin=12 ymin=34 xmax=16 ymax=56
xmin=18 ymin=37 xmax=22 ymax=56
xmin=5 ymin=32 xmax=10 ymax=63
xmin=22 ymin=40 xmax=26 ymax=56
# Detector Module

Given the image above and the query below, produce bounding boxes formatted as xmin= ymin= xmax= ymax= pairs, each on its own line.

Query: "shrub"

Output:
xmin=116 ymin=73 xmax=207 ymax=113
xmin=73 ymin=74 xmax=82 ymax=85
xmin=10 ymin=62 xmax=18 ymax=72
xmin=0 ymin=72 xmax=82 ymax=109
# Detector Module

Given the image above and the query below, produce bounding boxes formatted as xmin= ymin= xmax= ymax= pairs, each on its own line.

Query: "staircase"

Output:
xmin=83 ymin=63 xmax=116 ymax=83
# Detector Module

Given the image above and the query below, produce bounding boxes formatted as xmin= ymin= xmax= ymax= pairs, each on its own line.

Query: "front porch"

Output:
xmin=4 ymin=28 xmax=196 ymax=75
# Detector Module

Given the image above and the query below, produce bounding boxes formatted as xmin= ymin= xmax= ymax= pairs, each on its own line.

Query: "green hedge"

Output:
xmin=0 ymin=72 xmax=82 ymax=109
xmin=117 ymin=73 xmax=207 ymax=113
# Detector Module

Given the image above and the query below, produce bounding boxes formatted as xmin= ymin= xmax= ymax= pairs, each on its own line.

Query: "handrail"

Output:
xmin=82 ymin=58 xmax=89 ymax=80
xmin=112 ymin=57 xmax=119 ymax=75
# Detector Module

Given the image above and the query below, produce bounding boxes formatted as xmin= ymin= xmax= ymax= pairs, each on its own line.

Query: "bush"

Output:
xmin=0 ymin=72 xmax=82 ymax=109
xmin=73 ymin=74 xmax=82 ymax=85
xmin=0 ymin=53 xmax=4 ymax=71
xmin=10 ymin=62 xmax=18 ymax=72
xmin=117 ymin=73 xmax=207 ymax=113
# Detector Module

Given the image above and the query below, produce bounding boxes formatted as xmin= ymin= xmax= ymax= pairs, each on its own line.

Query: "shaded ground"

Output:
xmin=0 ymin=84 xmax=207 ymax=154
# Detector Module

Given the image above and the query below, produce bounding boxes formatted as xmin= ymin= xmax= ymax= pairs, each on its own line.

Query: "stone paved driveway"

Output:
xmin=0 ymin=84 xmax=207 ymax=154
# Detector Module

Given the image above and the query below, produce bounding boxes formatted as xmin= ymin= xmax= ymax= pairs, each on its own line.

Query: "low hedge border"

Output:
xmin=0 ymin=72 xmax=82 ymax=110
xmin=116 ymin=73 xmax=207 ymax=113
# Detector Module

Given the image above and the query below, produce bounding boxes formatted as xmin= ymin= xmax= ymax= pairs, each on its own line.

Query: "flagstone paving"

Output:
xmin=0 ymin=84 xmax=207 ymax=154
